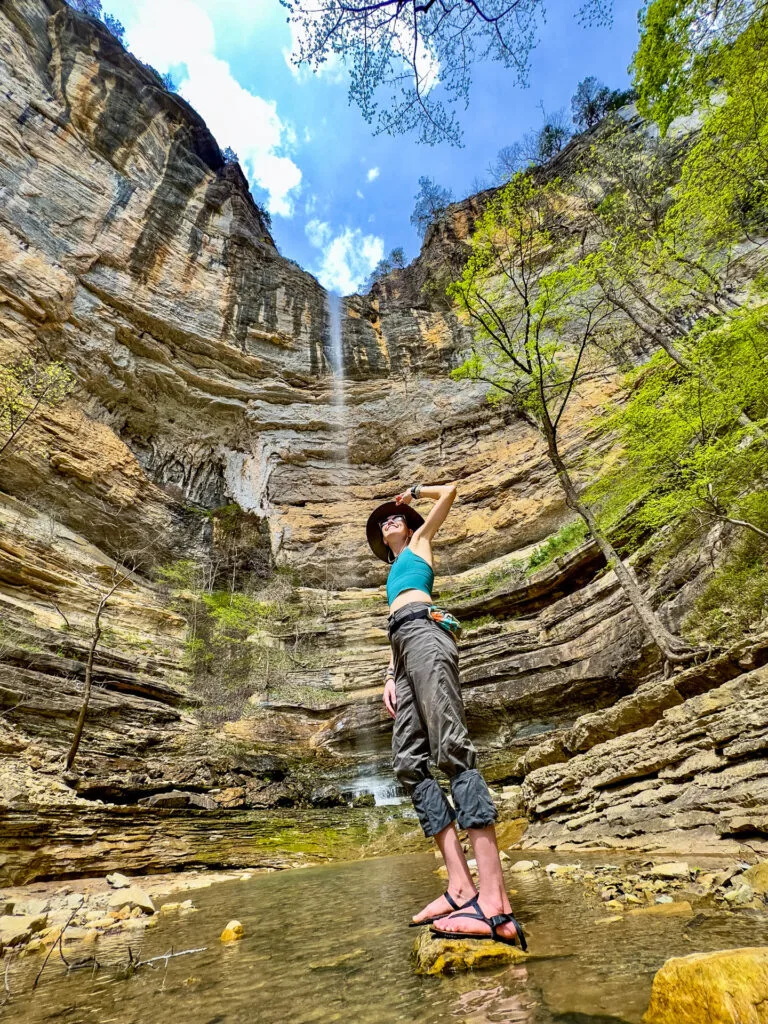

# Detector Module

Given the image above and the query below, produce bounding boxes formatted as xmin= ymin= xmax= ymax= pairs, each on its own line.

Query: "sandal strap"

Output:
xmin=442 ymin=890 xmax=459 ymax=912
xmin=442 ymin=896 xmax=484 ymax=924
xmin=489 ymin=912 xmax=528 ymax=951
xmin=489 ymin=913 xmax=514 ymax=929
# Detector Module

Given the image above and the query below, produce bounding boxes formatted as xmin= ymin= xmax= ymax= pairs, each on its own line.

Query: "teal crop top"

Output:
xmin=386 ymin=546 xmax=435 ymax=605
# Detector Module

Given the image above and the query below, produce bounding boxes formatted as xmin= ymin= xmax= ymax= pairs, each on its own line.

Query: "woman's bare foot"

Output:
xmin=411 ymin=885 xmax=477 ymax=925
xmin=431 ymin=895 xmax=521 ymax=943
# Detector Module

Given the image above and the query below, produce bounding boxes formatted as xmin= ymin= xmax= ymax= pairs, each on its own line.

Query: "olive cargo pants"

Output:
xmin=388 ymin=602 xmax=498 ymax=837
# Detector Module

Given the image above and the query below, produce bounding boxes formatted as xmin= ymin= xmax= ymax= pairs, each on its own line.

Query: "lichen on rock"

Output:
xmin=412 ymin=929 xmax=528 ymax=975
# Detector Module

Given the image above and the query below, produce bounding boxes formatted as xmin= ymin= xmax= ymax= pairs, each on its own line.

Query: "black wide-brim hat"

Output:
xmin=366 ymin=501 xmax=425 ymax=563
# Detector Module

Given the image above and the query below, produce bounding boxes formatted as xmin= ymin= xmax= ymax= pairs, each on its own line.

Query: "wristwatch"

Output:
xmin=409 ymin=483 xmax=422 ymax=500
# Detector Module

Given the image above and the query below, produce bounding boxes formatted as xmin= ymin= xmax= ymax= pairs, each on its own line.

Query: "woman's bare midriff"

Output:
xmin=389 ymin=588 xmax=432 ymax=614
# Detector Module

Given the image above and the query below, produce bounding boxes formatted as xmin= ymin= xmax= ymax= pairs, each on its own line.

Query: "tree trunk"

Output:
xmin=65 ymin=596 xmax=106 ymax=771
xmin=542 ymin=425 xmax=697 ymax=664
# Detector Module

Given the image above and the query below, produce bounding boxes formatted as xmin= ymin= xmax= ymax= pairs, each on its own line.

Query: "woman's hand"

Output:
xmin=383 ymin=678 xmax=397 ymax=718
xmin=394 ymin=489 xmax=413 ymax=506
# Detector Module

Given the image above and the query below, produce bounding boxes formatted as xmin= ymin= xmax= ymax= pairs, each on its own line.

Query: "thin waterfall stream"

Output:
xmin=324 ymin=291 xmax=406 ymax=807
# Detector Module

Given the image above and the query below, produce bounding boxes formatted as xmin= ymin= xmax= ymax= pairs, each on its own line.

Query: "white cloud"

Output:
xmin=126 ymin=0 xmax=302 ymax=218
xmin=356 ymin=189 xmax=364 ymax=199
xmin=305 ymin=224 xmax=384 ymax=294
xmin=305 ymin=219 xmax=332 ymax=248
xmin=366 ymin=167 xmax=380 ymax=182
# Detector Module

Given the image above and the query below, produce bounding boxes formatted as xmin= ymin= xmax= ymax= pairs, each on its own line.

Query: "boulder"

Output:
xmin=650 ymin=862 xmax=690 ymax=880
xmin=412 ymin=930 xmax=527 ymax=975
xmin=215 ymin=787 xmax=246 ymax=809
xmin=509 ymin=860 xmax=538 ymax=873
xmin=309 ymin=786 xmax=347 ymax=808
xmin=220 ymin=920 xmax=245 ymax=942
xmin=744 ymin=862 xmax=768 ymax=895
xmin=722 ymin=883 xmax=755 ymax=906
xmin=106 ymin=872 xmax=131 ymax=889
xmin=0 ymin=913 xmax=47 ymax=947
xmin=13 ymin=897 xmax=48 ymax=916
xmin=107 ymin=887 xmax=155 ymax=915
xmin=644 ymin=947 xmax=768 ymax=1024
xmin=351 ymin=793 xmax=376 ymax=808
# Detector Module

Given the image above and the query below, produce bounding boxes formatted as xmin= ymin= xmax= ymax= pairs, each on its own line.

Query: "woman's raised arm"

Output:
xmin=396 ymin=482 xmax=457 ymax=543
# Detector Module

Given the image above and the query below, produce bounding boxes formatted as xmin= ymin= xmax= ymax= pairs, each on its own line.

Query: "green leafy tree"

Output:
xmin=585 ymin=308 xmax=768 ymax=645
xmin=389 ymin=246 xmax=406 ymax=268
xmin=0 ymin=359 xmax=76 ymax=463
xmin=281 ymin=0 xmax=612 ymax=145
xmin=587 ymin=308 xmax=768 ymax=541
xmin=448 ymin=173 xmax=700 ymax=663
xmin=567 ymin=119 xmax=766 ymax=444
xmin=632 ymin=0 xmax=761 ymax=133
xmin=663 ymin=8 xmax=768 ymax=246
xmin=411 ymin=176 xmax=454 ymax=238
xmin=367 ymin=246 xmax=408 ymax=289
xmin=536 ymin=118 xmax=571 ymax=162
xmin=571 ymin=76 xmax=634 ymax=130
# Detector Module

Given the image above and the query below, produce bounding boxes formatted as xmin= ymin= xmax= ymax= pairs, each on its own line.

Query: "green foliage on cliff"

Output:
xmin=684 ymin=515 xmax=768 ymax=642
xmin=527 ymin=521 xmax=589 ymax=572
xmin=632 ymin=0 xmax=761 ymax=132
xmin=586 ymin=308 xmax=768 ymax=541
xmin=667 ymin=8 xmax=768 ymax=245
xmin=157 ymin=558 xmax=331 ymax=724
xmin=0 ymin=359 xmax=76 ymax=463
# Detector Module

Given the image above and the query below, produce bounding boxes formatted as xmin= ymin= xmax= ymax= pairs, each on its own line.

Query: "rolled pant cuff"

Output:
xmin=411 ymin=777 xmax=457 ymax=837
xmin=450 ymin=768 xmax=498 ymax=830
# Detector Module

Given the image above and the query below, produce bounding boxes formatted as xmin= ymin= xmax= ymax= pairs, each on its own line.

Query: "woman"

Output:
xmin=365 ymin=481 xmax=526 ymax=949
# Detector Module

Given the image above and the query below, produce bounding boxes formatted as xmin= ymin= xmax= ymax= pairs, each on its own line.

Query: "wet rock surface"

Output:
xmin=412 ymin=928 xmax=528 ymax=974
xmin=644 ymin=947 xmax=768 ymax=1024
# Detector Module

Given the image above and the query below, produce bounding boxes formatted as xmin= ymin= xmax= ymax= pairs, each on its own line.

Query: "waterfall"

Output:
xmin=326 ymin=290 xmax=348 ymax=464
xmin=327 ymin=290 xmax=345 ymax=384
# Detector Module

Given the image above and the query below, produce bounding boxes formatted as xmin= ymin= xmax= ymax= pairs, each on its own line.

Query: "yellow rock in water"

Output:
xmin=220 ymin=920 xmax=245 ymax=942
xmin=644 ymin=947 xmax=768 ymax=1024
xmin=412 ymin=929 xmax=527 ymax=975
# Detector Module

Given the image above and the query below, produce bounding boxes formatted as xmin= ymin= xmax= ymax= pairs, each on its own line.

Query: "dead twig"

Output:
xmin=132 ymin=946 xmax=206 ymax=969
xmin=32 ymin=905 xmax=79 ymax=990
xmin=1 ymin=949 xmax=13 ymax=1007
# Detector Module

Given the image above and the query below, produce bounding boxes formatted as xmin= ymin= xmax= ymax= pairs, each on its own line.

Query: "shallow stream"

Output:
xmin=6 ymin=853 xmax=768 ymax=1023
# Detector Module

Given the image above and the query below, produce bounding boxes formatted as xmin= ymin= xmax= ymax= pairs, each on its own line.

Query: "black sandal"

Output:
xmin=429 ymin=899 xmax=528 ymax=950
xmin=408 ymin=890 xmax=479 ymax=927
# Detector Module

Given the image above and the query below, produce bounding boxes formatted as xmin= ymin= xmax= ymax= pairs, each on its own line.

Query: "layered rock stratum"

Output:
xmin=1 ymin=0 xmax=766 ymax=882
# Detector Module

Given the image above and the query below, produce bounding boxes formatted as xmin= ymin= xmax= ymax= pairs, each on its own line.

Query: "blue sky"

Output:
xmin=106 ymin=0 xmax=642 ymax=294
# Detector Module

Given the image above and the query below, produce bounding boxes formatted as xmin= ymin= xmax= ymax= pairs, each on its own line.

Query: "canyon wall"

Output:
xmin=1 ymin=0 xmax=766 ymax=880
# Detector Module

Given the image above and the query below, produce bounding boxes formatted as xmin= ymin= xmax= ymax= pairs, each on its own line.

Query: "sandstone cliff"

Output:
xmin=1 ymin=0 xmax=766 ymax=882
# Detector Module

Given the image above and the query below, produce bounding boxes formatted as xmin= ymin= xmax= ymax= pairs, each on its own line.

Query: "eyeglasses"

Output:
xmin=379 ymin=514 xmax=406 ymax=531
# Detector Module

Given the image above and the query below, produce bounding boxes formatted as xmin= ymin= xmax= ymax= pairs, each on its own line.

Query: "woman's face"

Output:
xmin=380 ymin=514 xmax=409 ymax=550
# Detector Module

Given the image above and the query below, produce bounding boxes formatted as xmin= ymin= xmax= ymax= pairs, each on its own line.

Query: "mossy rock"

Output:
xmin=412 ymin=929 xmax=527 ymax=975
xmin=644 ymin=947 xmax=768 ymax=1024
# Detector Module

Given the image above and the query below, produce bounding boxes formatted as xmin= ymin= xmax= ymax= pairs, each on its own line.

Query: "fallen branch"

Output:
xmin=128 ymin=946 xmax=207 ymax=970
